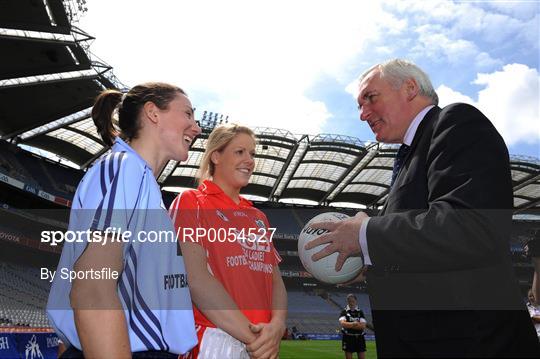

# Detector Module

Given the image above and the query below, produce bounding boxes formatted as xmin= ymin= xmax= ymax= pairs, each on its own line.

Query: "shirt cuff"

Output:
xmin=359 ymin=217 xmax=372 ymax=266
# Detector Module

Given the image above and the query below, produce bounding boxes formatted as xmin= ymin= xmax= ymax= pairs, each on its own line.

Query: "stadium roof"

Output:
xmin=1 ymin=0 xmax=539 ymax=211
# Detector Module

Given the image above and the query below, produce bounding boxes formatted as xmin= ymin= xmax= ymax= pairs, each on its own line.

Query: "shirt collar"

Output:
xmin=345 ymin=305 xmax=359 ymax=311
xmin=199 ymin=180 xmax=253 ymax=207
xmin=402 ymin=105 xmax=435 ymax=146
xmin=112 ymin=137 xmax=152 ymax=171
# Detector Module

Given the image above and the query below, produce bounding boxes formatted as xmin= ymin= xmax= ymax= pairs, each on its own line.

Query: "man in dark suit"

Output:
xmin=306 ymin=59 xmax=540 ymax=357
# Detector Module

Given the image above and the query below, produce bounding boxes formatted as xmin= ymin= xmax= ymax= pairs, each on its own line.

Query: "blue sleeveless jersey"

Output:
xmin=46 ymin=138 xmax=197 ymax=354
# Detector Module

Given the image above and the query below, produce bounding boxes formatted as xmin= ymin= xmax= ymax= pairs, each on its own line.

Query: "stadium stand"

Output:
xmin=0 ymin=262 xmax=50 ymax=328
xmin=286 ymin=291 xmax=340 ymax=334
xmin=263 ymin=207 xmax=303 ymax=237
xmin=0 ymin=140 xmax=82 ymax=199
xmin=0 ymin=141 xmax=40 ymax=189
xmin=287 ymin=291 xmax=338 ymax=314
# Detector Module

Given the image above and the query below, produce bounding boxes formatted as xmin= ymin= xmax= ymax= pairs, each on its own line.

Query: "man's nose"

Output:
xmin=360 ymin=107 xmax=371 ymax=122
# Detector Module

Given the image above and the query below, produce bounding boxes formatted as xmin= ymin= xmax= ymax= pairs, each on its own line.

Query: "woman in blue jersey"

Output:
xmin=47 ymin=83 xmax=201 ymax=358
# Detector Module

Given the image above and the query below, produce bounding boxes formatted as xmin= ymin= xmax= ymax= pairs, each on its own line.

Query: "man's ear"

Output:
xmin=142 ymin=101 xmax=159 ymax=124
xmin=405 ymin=78 xmax=419 ymax=101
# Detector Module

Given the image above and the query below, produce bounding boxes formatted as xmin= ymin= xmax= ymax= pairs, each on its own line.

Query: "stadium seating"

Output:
xmin=0 ymin=141 xmax=40 ymax=189
xmin=0 ymin=140 xmax=82 ymax=198
xmin=0 ymin=262 xmax=50 ymax=328
xmin=286 ymin=290 xmax=341 ymax=334
xmin=263 ymin=208 xmax=303 ymax=236
xmin=287 ymin=291 xmax=338 ymax=314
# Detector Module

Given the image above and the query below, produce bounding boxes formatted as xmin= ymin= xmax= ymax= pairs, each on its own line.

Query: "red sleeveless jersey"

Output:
xmin=170 ymin=180 xmax=281 ymax=327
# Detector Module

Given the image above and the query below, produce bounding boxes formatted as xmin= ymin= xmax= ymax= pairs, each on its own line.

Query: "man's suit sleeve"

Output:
xmin=366 ymin=103 xmax=513 ymax=272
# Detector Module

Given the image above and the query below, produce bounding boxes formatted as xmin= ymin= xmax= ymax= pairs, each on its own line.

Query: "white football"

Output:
xmin=298 ymin=212 xmax=363 ymax=284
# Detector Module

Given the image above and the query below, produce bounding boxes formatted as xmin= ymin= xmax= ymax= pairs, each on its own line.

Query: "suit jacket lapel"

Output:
xmin=379 ymin=106 xmax=441 ymax=215
xmin=402 ymin=106 xmax=440 ymax=165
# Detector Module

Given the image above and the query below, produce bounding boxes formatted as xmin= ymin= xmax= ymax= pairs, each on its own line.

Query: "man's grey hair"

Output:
xmin=360 ymin=59 xmax=439 ymax=105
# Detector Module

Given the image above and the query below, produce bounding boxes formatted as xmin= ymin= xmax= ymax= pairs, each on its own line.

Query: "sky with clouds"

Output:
xmin=78 ymin=0 xmax=539 ymax=158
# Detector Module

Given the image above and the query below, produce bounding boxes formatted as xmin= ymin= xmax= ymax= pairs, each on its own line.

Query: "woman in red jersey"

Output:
xmin=170 ymin=124 xmax=287 ymax=359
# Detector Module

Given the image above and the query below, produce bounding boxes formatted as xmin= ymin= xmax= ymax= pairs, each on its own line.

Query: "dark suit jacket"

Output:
xmin=365 ymin=103 xmax=540 ymax=357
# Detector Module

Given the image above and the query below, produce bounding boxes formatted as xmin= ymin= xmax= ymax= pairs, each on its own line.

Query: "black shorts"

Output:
xmin=342 ymin=333 xmax=366 ymax=353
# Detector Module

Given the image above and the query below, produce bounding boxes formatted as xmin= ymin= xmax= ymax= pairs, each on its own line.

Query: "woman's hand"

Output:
xmin=246 ymin=319 xmax=285 ymax=359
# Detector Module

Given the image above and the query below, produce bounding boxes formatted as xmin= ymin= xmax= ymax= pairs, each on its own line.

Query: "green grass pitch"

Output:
xmin=280 ymin=340 xmax=377 ymax=359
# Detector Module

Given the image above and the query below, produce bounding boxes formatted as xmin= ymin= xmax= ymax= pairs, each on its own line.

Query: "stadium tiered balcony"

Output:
xmin=286 ymin=290 xmax=340 ymax=334
xmin=0 ymin=139 xmax=82 ymax=199
xmin=287 ymin=290 xmax=338 ymax=314
xmin=262 ymin=207 xmax=303 ymax=238
xmin=2 ymin=122 xmax=539 ymax=211
xmin=0 ymin=142 xmax=40 ymax=189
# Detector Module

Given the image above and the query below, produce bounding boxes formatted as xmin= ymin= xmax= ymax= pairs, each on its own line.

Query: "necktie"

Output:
xmin=391 ymin=144 xmax=410 ymax=187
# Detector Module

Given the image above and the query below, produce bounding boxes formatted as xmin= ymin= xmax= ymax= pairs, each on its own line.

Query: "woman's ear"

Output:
xmin=211 ymin=151 xmax=220 ymax=166
xmin=142 ymin=101 xmax=159 ymax=124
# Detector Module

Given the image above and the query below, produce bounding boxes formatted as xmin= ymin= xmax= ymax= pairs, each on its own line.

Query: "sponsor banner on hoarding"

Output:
xmin=280 ymin=270 xmax=312 ymax=278
xmin=0 ymin=228 xmax=61 ymax=254
xmin=0 ymin=230 xmax=21 ymax=244
xmin=0 ymin=174 xmax=9 ymax=185
xmin=301 ymin=333 xmax=375 ymax=341
xmin=272 ymin=232 xmax=299 ymax=240
xmin=23 ymin=185 xmax=38 ymax=195
xmin=53 ymin=196 xmax=70 ymax=207
xmin=37 ymin=191 xmax=54 ymax=202
xmin=0 ymin=202 xmax=67 ymax=229
xmin=0 ymin=174 xmax=25 ymax=190
xmin=0 ymin=333 xmax=59 ymax=359
xmin=0 ymin=334 xmax=18 ymax=359
xmin=0 ymin=174 xmax=72 ymax=207
xmin=303 ymin=333 xmax=341 ymax=340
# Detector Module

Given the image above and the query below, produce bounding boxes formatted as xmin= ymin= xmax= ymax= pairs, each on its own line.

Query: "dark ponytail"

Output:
xmin=92 ymin=82 xmax=187 ymax=147
xmin=91 ymin=89 xmax=122 ymax=146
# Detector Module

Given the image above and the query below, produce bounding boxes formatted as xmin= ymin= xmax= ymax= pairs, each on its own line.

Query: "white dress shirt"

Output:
xmin=359 ymin=105 xmax=435 ymax=266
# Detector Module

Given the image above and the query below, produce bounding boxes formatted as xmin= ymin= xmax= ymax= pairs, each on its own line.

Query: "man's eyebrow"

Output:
xmin=357 ymin=90 xmax=370 ymax=108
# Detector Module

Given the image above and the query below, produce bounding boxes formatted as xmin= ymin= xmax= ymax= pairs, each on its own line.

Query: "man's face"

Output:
xmin=529 ymin=291 xmax=537 ymax=305
xmin=347 ymin=296 xmax=357 ymax=308
xmin=357 ymin=70 xmax=411 ymax=144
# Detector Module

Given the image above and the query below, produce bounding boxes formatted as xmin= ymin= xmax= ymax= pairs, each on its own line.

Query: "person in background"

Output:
xmin=339 ymin=294 xmax=367 ymax=359
xmin=527 ymin=288 xmax=540 ymax=342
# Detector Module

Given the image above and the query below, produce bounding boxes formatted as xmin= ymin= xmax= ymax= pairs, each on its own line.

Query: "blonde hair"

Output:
xmin=197 ymin=124 xmax=256 ymax=186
